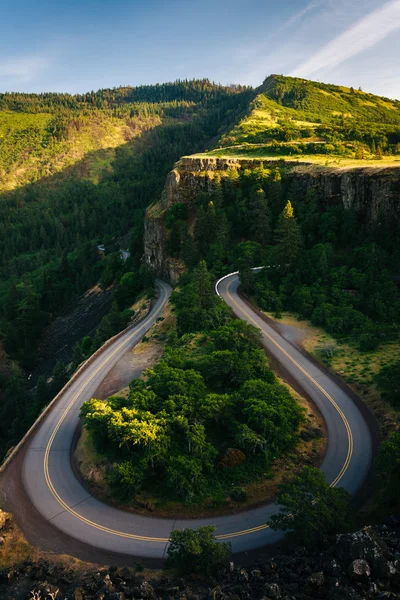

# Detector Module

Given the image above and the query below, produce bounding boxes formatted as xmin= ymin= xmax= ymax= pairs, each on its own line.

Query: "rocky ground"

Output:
xmin=1 ymin=505 xmax=400 ymax=599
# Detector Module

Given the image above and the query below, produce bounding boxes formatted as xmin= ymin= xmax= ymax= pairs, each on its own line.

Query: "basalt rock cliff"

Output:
xmin=144 ymin=157 xmax=400 ymax=281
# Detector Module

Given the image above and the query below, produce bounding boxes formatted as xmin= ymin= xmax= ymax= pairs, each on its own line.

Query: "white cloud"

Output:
xmin=0 ymin=56 xmax=49 ymax=83
xmin=275 ymin=0 xmax=324 ymax=35
xmin=291 ymin=0 xmax=400 ymax=77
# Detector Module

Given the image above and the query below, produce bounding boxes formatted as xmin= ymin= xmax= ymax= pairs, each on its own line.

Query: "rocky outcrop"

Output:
xmin=144 ymin=157 xmax=400 ymax=280
xmin=1 ymin=522 xmax=400 ymax=599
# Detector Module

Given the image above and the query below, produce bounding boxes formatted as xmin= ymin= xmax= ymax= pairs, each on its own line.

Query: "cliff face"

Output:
xmin=144 ymin=157 xmax=400 ymax=281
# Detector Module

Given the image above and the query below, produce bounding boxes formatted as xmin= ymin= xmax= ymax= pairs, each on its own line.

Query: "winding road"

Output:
xmin=4 ymin=275 xmax=374 ymax=561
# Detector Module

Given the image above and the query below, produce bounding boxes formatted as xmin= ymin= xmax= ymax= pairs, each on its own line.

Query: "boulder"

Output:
xmin=348 ymin=559 xmax=371 ymax=581
xmin=336 ymin=526 xmax=390 ymax=565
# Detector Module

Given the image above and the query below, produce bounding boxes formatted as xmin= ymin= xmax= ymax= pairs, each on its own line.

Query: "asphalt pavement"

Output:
xmin=11 ymin=275 xmax=374 ymax=560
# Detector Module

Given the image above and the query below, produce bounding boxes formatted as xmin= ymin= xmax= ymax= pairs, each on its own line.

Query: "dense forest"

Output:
xmin=0 ymin=80 xmax=253 ymax=461
xmin=160 ymin=163 xmax=400 ymax=406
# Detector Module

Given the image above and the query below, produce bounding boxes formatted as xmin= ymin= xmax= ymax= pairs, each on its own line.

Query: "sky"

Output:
xmin=1 ymin=0 xmax=400 ymax=99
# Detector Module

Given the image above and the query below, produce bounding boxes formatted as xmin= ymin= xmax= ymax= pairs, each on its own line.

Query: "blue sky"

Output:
xmin=1 ymin=0 xmax=400 ymax=99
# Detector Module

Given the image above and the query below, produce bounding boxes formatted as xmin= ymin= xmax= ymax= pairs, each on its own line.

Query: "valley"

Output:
xmin=0 ymin=74 xmax=399 ymax=595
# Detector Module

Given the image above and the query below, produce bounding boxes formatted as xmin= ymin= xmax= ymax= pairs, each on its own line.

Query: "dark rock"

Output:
xmin=327 ymin=586 xmax=362 ymax=599
xmin=74 ymin=588 xmax=85 ymax=600
xmin=250 ymin=569 xmax=261 ymax=579
xmin=307 ymin=571 xmax=325 ymax=587
xmin=323 ymin=559 xmax=344 ymax=578
xmin=374 ymin=557 xmax=397 ymax=579
xmin=264 ymin=583 xmax=281 ymax=599
xmin=141 ymin=581 xmax=156 ymax=598
xmin=238 ymin=569 xmax=249 ymax=583
xmin=336 ymin=526 xmax=391 ymax=565
xmin=348 ymin=559 xmax=371 ymax=581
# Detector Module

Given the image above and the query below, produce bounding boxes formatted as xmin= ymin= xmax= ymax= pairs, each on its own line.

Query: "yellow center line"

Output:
xmin=42 ymin=277 xmax=353 ymax=544
xmin=225 ymin=278 xmax=353 ymax=490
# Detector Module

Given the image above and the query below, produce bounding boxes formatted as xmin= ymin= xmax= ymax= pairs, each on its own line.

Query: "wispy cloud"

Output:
xmin=275 ymin=0 xmax=324 ymax=35
xmin=291 ymin=0 xmax=400 ymax=77
xmin=0 ymin=55 xmax=49 ymax=83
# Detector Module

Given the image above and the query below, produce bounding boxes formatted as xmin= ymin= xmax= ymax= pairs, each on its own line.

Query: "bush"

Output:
xmin=376 ymin=361 xmax=400 ymax=407
xmin=231 ymin=486 xmax=248 ymax=502
xmin=106 ymin=462 xmax=144 ymax=503
xmin=375 ymin=432 xmax=400 ymax=511
xmin=166 ymin=526 xmax=231 ymax=574
xmin=358 ymin=332 xmax=380 ymax=352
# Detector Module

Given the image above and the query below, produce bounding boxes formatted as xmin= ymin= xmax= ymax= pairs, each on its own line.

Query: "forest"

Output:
xmin=80 ymin=155 xmax=400 ymax=507
xmin=81 ymin=261 xmax=304 ymax=504
xmin=161 ymin=163 xmax=400 ymax=410
xmin=0 ymin=80 xmax=253 ymax=461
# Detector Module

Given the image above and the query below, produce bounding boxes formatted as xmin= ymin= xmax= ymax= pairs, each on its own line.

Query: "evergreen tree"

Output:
xmin=35 ymin=375 xmax=49 ymax=408
xmin=273 ymin=200 xmax=303 ymax=267
xmin=181 ymin=231 xmax=198 ymax=268
xmin=268 ymin=168 xmax=283 ymax=216
xmin=51 ymin=360 xmax=68 ymax=397
xmin=239 ymin=252 xmax=255 ymax=294
xmin=193 ymin=261 xmax=213 ymax=309
xmin=248 ymin=187 xmax=270 ymax=244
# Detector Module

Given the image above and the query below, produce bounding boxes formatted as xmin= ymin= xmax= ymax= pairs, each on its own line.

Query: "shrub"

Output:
xmin=231 ymin=487 xmax=248 ymax=502
xmin=166 ymin=526 xmax=231 ymax=574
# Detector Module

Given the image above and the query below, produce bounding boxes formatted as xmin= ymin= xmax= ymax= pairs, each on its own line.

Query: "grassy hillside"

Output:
xmin=203 ymin=75 xmax=400 ymax=164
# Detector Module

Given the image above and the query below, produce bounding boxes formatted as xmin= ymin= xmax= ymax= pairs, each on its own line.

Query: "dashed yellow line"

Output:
xmin=42 ymin=276 xmax=353 ymax=544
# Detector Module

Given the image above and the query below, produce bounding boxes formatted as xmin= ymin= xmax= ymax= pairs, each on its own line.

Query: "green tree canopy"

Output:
xmin=268 ymin=466 xmax=353 ymax=546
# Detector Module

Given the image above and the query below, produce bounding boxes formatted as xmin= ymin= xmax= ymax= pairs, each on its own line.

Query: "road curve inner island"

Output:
xmin=19 ymin=276 xmax=373 ymax=560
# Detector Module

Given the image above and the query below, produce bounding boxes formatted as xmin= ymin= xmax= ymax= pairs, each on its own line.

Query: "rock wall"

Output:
xmin=144 ymin=157 xmax=400 ymax=280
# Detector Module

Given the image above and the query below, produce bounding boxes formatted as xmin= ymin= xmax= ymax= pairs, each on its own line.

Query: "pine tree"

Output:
xmin=193 ymin=260 xmax=213 ymax=309
xmin=239 ymin=252 xmax=254 ymax=294
xmin=248 ymin=187 xmax=270 ymax=245
xmin=269 ymin=168 xmax=283 ymax=216
xmin=51 ymin=360 xmax=68 ymax=396
xmin=274 ymin=200 xmax=303 ymax=267
xmin=181 ymin=231 xmax=198 ymax=268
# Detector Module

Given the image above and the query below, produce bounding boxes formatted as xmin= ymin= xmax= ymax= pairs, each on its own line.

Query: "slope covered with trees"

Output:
xmin=156 ymin=160 xmax=400 ymax=412
xmin=0 ymin=80 xmax=253 ymax=461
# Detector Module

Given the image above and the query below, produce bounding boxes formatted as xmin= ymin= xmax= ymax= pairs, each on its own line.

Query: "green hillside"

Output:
xmin=0 ymin=81 xmax=253 ymax=191
xmin=203 ymin=75 xmax=400 ymax=164
xmin=0 ymin=80 xmax=252 ymax=461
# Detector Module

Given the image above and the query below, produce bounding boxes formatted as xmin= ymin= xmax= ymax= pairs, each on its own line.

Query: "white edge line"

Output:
xmin=215 ymin=267 xmax=265 ymax=296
